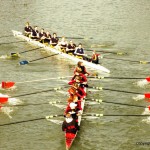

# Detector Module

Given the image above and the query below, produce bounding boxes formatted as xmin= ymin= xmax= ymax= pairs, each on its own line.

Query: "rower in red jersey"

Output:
xmin=69 ymin=74 xmax=88 ymax=88
xmin=91 ymin=50 xmax=100 ymax=64
xmin=68 ymin=83 xmax=86 ymax=100
xmin=62 ymin=112 xmax=79 ymax=142
xmin=74 ymin=61 xmax=90 ymax=76
xmin=50 ymin=33 xmax=59 ymax=47
xmin=24 ymin=22 xmax=32 ymax=37
xmin=65 ymin=95 xmax=82 ymax=119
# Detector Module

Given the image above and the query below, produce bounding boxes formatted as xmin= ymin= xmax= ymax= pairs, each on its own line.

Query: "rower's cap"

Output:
xmin=70 ymin=102 xmax=77 ymax=109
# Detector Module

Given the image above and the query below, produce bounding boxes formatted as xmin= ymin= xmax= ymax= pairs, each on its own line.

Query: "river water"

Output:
xmin=0 ymin=0 xmax=150 ymax=150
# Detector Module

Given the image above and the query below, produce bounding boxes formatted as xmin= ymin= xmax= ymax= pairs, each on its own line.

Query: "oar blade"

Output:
xmin=19 ymin=60 xmax=29 ymax=65
xmin=10 ymin=53 xmax=20 ymax=57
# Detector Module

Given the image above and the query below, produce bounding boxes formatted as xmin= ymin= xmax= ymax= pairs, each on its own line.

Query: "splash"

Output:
xmin=1 ymin=106 xmax=14 ymax=118
xmin=132 ymin=95 xmax=145 ymax=101
xmin=8 ymin=98 xmax=23 ymax=105
xmin=142 ymin=117 xmax=150 ymax=124
xmin=142 ymin=108 xmax=150 ymax=115
xmin=0 ymin=55 xmax=8 ymax=59
xmin=136 ymin=80 xmax=149 ymax=88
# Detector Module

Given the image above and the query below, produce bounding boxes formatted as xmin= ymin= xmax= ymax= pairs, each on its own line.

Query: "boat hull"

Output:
xmin=12 ymin=30 xmax=110 ymax=73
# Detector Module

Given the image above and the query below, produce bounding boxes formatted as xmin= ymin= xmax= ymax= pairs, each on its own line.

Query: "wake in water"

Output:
xmin=142 ymin=108 xmax=150 ymax=115
xmin=0 ymin=55 xmax=8 ymax=59
xmin=136 ymin=79 xmax=149 ymax=88
xmin=142 ymin=117 xmax=150 ymax=124
xmin=1 ymin=106 xmax=14 ymax=118
xmin=132 ymin=95 xmax=145 ymax=101
xmin=8 ymin=98 xmax=23 ymax=105
xmin=0 ymin=86 xmax=17 ymax=91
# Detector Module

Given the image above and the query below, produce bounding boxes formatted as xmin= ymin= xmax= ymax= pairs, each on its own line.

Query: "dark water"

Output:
xmin=0 ymin=0 xmax=150 ymax=150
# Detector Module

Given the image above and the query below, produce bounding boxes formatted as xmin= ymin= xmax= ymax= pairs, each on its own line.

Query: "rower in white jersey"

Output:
xmin=56 ymin=36 xmax=68 ymax=53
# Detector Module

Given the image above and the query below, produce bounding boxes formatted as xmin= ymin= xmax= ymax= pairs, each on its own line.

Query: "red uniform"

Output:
xmin=62 ymin=118 xmax=79 ymax=134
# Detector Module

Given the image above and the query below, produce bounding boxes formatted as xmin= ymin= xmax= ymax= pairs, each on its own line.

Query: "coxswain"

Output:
xmin=50 ymin=33 xmax=59 ymax=47
xmin=30 ymin=26 xmax=39 ymax=40
xmin=56 ymin=36 xmax=68 ymax=52
xmin=66 ymin=40 xmax=76 ymax=55
xmin=62 ymin=113 xmax=79 ymax=142
xmin=74 ymin=61 xmax=90 ymax=76
xmin=74 ymin=43 xmax=88 ymax=60
xmin=24 ymin=22 xmax=32 ymax=37
xmin=39 ymin=28 xmax=47 ymax=43
xmin=91 ymin=50 xmax=100 ymax=64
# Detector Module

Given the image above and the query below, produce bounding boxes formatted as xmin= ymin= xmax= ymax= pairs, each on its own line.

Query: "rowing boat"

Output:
xmin=65 ymin=88 xmax=86 ymax=150
xmin=12 ymin=30 xmax=110 ymax=74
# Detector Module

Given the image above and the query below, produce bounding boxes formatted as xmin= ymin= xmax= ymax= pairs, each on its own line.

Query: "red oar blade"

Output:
xmin=144 ymin=93 xmax=150 ymax=99
xmin=1 ymin=81 xmax=15 ymax=89
xmin=0 ymin=94 xmax=8 ymax=103
xmin=146 ymin=77 xmax=150 ymax=82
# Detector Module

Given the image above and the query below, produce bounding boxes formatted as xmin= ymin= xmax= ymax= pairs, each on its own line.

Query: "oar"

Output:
xmin=19 ymin=53 xmax=60 ymax=65
xmin=85 ymin=98 xmax=146 ymax=108
xmin=84 ymin=113 xmax=150 ymax=117
xmin=10 ymin=47 xmax=43 ymax=56
xmin=88 ymin=76 xmax=146 ymax=80
xmin=48 ymin=99 xmax=147 ymax=109
xmin=58 ymin=36 xmax=93 ymax=40
xmin=85 ymin=48 xmax=127 ymax=55
xmin=89 ymin=86 xmax=150 ymax=98
xmin=101 ymin=56 xmax=150 ymax=64
xmin=0 ymin=115 xmax=64 ymax=126
xmin=1 ymin=76 xmax=72 ymax=89
xmin=11 ymin=86 xmax=69 ymax=98
xmin=0 ymin=117 xmax=46 ymax=126
xmin=0 ymin=41 xmax=26 ymax=45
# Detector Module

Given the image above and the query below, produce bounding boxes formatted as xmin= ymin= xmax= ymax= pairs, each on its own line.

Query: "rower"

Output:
xmin=50 ymin=33 xmax=59 ymax=47
xmin=65 ymin=96 xmax=82 ymax=119
xmin=30 ymin=26 xmax=39 ymax=40
xmin=24 ymin=22 xmax=32 ymax=37
xmin=39 ymin=28 xmax=46 ymax=43
xmin=69 ymin=74 xmax=88 ymax=88
xmin=74 ymin=43 xmax=88 ymax=60
xmin=74 ymin=61 xmax=90 ymax=76
xmin=66 ymin=40 xmax=76 ymax=55
xmin=44 ymin=31 xmax=51 ymax=43
xmin=62 ymin=113 xmax=79 ymax=139
xmin=91 ymin=50 xmax=100 ymax=64
xmin=56 ymin=36 xmax=68 ymax=53
xmin=68 ymin=83 xmax=86 ymax=100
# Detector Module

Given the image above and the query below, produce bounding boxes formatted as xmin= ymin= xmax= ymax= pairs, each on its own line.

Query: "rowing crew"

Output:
xmin=24 ymin=22 xmax=100 ymax=64
xmin=62 ymin=61 xmax=89 ymax=144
